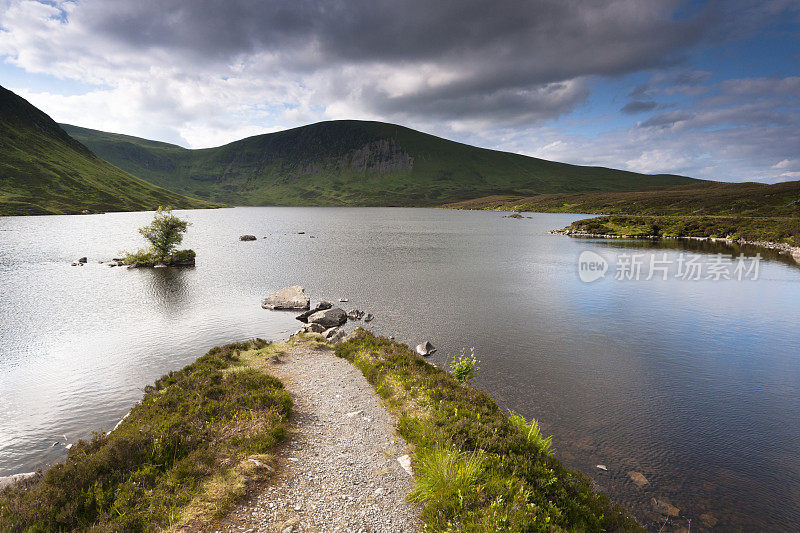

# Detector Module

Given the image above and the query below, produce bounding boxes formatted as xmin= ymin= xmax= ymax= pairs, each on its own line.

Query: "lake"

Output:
xmin=1 ymin=207 xmax=799 ymax=531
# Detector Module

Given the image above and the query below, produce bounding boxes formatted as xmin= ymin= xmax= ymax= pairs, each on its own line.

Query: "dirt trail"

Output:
xmin=208 ymin=337 xmax=421 ymax=533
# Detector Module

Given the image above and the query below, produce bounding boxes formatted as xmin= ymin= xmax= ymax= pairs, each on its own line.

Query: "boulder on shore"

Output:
xmin=0 ymin=472 xmax=38 ymax=490
xmin=296 ymin=301 xmax=334 ymax=323
xmin=416 ymin=341 xmax=436 ymax=356
xmin=261 ymin=286 xmax=311 ymax=310
xmin=308 ymin=307 xmax=347 ymax=328
xmin=302 ymin=322 xmax=327 ymax=334
xmin=324 ymin=326 xmax=346 ymax=343
xmin=239 ymin=235 xmax=257 ymax=241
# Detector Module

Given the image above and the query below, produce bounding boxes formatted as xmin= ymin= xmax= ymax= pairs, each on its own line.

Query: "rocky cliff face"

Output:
xmin=349 ymin=139 xmax=413 ymax=174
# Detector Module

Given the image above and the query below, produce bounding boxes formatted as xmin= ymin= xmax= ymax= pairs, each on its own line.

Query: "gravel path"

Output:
xmin=207 ymin=337 xmax=421 ymax=533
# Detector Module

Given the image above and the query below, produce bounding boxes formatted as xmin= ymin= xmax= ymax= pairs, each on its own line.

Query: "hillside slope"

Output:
xmin=63 ymin=121 xmax=700 ymax=206
xmin=445 ymin=180 xmax=800 ymax=217
xmin=0 ymin=86 xmax=212 ymax=216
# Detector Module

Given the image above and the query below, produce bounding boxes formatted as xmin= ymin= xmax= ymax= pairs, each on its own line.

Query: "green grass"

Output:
xmin=444 ymin=180 xmax=800 ymax=218
xmin=564 ymin=215 xmax=800 ymax=246
xmin=0 ymin=339 xmax=291 ymax=532
xmin=446 ymin=180 xmax=800 ymax=248
xmin=336 ymin=329 xmax=641 ymax=532
xmin=0 ymin=85 xmax=215 ymax=216
xmin=61 ymin=121 xmax=698 ymax=207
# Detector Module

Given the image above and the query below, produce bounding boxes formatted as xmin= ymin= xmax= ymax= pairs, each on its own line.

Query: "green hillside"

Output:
xmin=445 ymin=180 xmax=800 ymax=217
xmin=0 ymin=85 xmax=213 ymax=216
xmin=446 ymin=180 xmax=800 ymax=247
xmin=62 ymin=121 xmax=700 ymax=206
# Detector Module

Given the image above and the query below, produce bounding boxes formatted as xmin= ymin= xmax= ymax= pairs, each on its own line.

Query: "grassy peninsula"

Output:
xmin=0 ymin=339 xmax=291 ymax=531
xmin=337 ymin=329 xmax=640 ymax=531
xmin=447 ymin=180 xmax=800 ymax=248
xmin=0 ymin=331 xmax=642 ymax=532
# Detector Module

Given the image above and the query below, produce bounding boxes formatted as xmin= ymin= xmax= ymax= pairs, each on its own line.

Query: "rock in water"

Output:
xmin=700 ymin=513 xmax=718 ymax=528
xmin=239 ymin=234 xmax=257 ymax=241
xmin=627 ymin=471 xmax=649 ymax=487
xmin=416 ymin=341 xmax=436 ymax=356
xmin=77 ymin=257 xmax=87 ymax=263
xmin=347 ymin=309 xmax=364 ymax=320
xmin=308 ymin=307 xmax=347 ymax=328
xmin=651 ymin=498 xmax=680 ymax=517
xmin=261 ymin=286 xmax=311 ymax=310
xmin=296 ymin=301 xmax=334 ymax=322
xmin=363 ymin=313 xmax=374 ymax=322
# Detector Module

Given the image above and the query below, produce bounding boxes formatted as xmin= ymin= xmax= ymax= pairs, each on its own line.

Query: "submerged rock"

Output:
xmin=261 ymin=286 xmax=311 ymax=310
xmin=239 ymin=235 xmax=257 ymax=241
xmin=308 ymin=307 xmax=347 ymax=328
xmin=651 ymin=498 xmax=680 ymax=517
xmin=416 ymin=341 xmax=436 ymax=356
xmin=628 ymin=471 xmax=649 ymax=487
xmin=700 ymin=513 xmax=718 ymax=528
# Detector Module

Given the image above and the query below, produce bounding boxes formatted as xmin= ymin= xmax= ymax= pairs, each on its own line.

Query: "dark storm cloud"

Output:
xmin=72 ymin=0 xmax=712 ymax=121
xmin=621 ymin=100 xmax=658 ymax=114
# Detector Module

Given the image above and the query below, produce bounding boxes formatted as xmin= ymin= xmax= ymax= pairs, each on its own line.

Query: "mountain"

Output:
xmin=62 ymin=121 xmax=700 ymax=207
xmin=0 ymin=86 xmax=212 ymax=215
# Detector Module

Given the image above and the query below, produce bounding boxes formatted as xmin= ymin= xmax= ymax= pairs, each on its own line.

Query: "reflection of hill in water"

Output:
xmin=587 ymin=237 xmax=796 ymax=267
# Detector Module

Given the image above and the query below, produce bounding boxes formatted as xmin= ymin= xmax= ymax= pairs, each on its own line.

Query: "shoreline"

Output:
xmin=552 ymin=228 xmax=800 ymax=265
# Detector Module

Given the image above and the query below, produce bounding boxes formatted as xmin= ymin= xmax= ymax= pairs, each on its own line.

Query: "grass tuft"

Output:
xmin=410 ymin=447 xmax=485 ymax=518
xmin=507 ymin=410 xmax=553 ymax=457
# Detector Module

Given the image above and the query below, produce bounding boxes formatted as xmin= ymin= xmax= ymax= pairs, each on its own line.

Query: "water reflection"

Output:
xmin=143 ymin=267 xmax=192 ymax=312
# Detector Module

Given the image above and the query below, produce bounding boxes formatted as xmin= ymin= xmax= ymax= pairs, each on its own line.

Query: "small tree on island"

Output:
xmin=126 ymin=206 xmax=192 ymax=265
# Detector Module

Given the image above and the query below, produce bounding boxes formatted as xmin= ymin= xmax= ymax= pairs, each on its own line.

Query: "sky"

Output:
xmin=0 ymin=0 xmax=799 ymax=182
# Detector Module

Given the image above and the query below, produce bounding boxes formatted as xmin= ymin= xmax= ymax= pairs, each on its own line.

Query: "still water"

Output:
xmin=1 ymin=207 xmax=799 ymax=531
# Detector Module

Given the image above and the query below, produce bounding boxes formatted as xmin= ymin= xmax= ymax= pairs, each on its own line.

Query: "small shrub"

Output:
xmin=450 ymin=347 xmax=480 ymax=384
xmin=507 ymin=410 xmax=553 ymax=456
xmin=410 ymin=447 xmax=484 ymax=517
xmin=123 ymin=248 xmax=156 ymax=265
